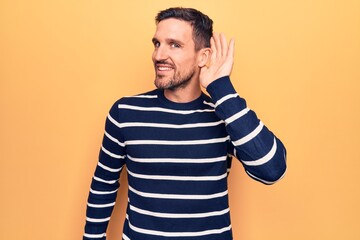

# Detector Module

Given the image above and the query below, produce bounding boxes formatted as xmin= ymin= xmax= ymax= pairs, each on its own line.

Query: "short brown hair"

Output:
xmin=155 ymin=7 xmax=213 ymax=51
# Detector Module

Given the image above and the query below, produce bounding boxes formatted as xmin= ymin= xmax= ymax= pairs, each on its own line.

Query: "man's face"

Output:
xmin=152 ymin=18 xmax=199 ymax=90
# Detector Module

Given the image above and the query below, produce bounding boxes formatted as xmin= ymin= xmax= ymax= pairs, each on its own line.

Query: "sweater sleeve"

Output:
xmin=84 ymin=101 xmax=126 ymax=239
xmin=207 ymin=76 xmax=287 ymax=184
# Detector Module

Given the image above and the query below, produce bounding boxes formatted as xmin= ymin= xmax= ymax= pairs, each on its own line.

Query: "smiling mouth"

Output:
xmin=155 ymin=66 xmax=174 ymax=77
xmin=159 ymin=66 xmax=173 ymax=70
xmin=155 ymin=61 xmax=175 ymax=72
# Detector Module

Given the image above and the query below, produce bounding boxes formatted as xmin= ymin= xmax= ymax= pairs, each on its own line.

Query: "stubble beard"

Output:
xmin=154 ymin=69 xmax=195 ymax=91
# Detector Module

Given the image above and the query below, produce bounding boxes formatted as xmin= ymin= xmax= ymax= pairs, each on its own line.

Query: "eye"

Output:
xmin=170 ymin=42 xmax=181 ymax=48
xmin=153 ymin=40 xmax=160 ymax=48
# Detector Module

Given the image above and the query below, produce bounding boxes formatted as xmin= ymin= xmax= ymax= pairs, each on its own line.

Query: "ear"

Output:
xmin=197 ymin=48 xmax=211 ymax=68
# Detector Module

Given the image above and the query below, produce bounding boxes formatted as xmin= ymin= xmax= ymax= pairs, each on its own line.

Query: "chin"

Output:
xmin=154 ymin=76 xmax=170 ymax=88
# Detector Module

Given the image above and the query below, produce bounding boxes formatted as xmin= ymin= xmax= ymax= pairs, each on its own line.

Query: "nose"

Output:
xmin=153 ymin=45 xmax=168 ymax=62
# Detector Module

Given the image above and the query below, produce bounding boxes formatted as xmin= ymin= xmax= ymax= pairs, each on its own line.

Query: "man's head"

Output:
xmin=152 ymin=8 xmax=213 ymax=91
xmin=155 ymin=7 xmax=213 ymax=51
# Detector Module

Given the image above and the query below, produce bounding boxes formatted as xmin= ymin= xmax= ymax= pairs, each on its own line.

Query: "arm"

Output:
xmin=84 ymin=102 xmax=126 ymax=239
xmin=207 ymin=76 xmax=287 ymax=184
xmin=200 ymin=33 xmax=286 ymax=184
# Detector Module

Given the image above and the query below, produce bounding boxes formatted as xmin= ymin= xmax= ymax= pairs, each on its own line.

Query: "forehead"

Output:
xmin=154 ymin=18 xmax=194 ymax=42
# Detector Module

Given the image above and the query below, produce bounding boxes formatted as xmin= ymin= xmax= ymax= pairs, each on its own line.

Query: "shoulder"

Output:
xmin=118 ymin=89 xmax=158 ymax=104
xmin=106 ymin=89 xmax=158 ymax=121
xmin=108 ymin=89 xmax=159 ymax=113
xmin=106 ymin=89 xmax=157 ymax=106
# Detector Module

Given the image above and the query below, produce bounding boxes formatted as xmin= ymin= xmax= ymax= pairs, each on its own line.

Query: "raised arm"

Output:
xmin=200 ymin=33 xmax=286 ymax=184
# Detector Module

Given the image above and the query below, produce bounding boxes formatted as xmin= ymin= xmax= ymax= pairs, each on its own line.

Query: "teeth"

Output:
xmin=158 ymin=67 xmax=172 ymax=71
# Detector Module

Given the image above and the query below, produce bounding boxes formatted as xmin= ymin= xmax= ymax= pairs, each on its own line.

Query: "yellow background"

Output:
xmin=1 ymin=0 xmax=359 ymax=239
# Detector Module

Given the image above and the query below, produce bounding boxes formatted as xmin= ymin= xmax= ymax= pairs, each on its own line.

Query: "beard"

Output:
xmin=154 ymin=67 xmax=196 ymax=91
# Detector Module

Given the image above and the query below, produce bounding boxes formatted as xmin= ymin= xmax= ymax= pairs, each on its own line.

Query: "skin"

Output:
xmin=152 ymin=18 xmax=235 ymax=103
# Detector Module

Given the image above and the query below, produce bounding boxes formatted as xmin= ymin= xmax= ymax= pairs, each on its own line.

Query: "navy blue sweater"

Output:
xmin=84 ymin=77 xmax=287 ymax=239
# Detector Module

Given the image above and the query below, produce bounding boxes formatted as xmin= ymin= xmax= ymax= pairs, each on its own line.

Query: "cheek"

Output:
xmin=181 ymin=58 xmax=197 ymax=71
xmin=176 ymin=54 xmax=197 ymax=68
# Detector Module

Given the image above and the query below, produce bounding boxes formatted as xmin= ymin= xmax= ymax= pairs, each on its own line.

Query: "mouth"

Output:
xmin=158 ymin=66 xmax=173 ymax=71
xmin=155 ymin=62 xmax=175 ymax=73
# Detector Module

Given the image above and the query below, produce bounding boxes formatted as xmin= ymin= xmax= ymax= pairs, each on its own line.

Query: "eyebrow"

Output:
xmin=152 ymin=37 xmax=185 ymax=46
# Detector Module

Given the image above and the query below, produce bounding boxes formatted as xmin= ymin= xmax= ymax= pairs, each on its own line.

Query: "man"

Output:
xmin=84 ymin=7 xmax=287 ymax=240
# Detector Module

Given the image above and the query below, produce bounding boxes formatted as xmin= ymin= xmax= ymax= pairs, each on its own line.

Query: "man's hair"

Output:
xmin=155 ymin=7 xmax=213 ymax=51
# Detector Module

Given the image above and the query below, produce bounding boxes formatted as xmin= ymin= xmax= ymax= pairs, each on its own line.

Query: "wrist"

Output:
xmin=206 ymin=76 xmax=235 ymax=100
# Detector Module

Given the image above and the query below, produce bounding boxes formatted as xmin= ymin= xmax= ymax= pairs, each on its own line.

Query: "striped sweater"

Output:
xmin=84 ymin=76 xmax=287 ymax=240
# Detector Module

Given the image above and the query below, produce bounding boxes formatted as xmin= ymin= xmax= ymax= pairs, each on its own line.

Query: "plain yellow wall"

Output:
xmin=1 ymin=0 xmax=359 ymax=239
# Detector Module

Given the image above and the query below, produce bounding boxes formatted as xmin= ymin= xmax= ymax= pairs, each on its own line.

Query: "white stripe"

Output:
xmin=115 ymin=120 xmax=223 ymax=129
xmin=93 ymin=176 xmax=118 ymax=184
xmin=86 ymin=217 xmax=111 ymax=223
xmin=87 ymin=202 xmax=116 ymax=208
xmin=203 ymin=101 xmax=215 ymax=107
xmin=104 ymin=131 xmax=125 ymax=147
xmin=232 ymin=121 xmax=264 ymax=146
xmin=122 ymin=233 xmax=131 ymax=240
xmin=225 ymin=108 xmax=250 ymax=125
xmin=125 ymin=136 xmax=229 ymax=146
xmin=107 ymin=114 xmax=125 ymax=139
xmin=101 ymin=146 xmax=125 ymax=159
xmin=83 ymin=233 xmax=106 ymax=238
xmin=127 ymin=155 xmax=227 ymax=164
xmin=90 ymin=188 xmax=118 ymax=195
xmin=241 ymin=137 xmax=277 ymax=166
xmin=118 ymin=104 xmax=214 ymax=114
xmin=98 ymin=162 xmax=123 ymax=172
xmin=129 ymin=186 xmax=227 ymax=200
xmin=246 ymin=168 xmax=287 ymax=184
xmin=215 ymin=93 xmax=238 ymax=108
xmin=130 ymin=204 xmax=229 ymax=218
xmin=127 ymin=169 xmax=227 ymax=181
xmin=124 ymin=94 xmax=158 ymax=99
xmin=126 ymin=215 xmax=231 ymax=237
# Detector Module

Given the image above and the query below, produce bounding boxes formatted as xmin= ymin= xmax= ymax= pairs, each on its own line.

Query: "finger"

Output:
xmin=210 ymin=36 xmax=217 ymax=63
xmin=228 ymin=38 xmax=235 ymax=60
xmin=213 ymin=32 xmax=221 ymax=59
xmin=220 ymin=33 xmax=228 ymax=57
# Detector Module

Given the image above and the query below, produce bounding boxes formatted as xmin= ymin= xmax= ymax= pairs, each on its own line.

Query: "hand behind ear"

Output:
xmin=199 ymin=32 xmax=235 ymax=88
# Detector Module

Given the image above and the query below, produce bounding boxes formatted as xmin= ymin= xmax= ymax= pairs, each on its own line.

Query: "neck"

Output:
xmin=164 ymin=82 xmax=201 ymax=103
